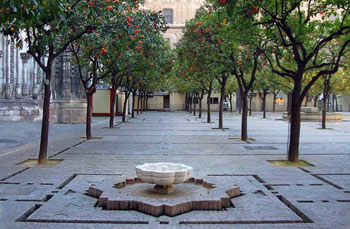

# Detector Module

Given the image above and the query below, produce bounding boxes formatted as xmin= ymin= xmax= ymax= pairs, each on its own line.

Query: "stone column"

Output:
xmin=4 ymin=37 xmax=12 ymax=99
xmin=0 ymin=50 xmax=3 ymax=97
xmin=15 ymin=46 xmax=21 ymax=99
xmin=62 ymin=51 xmax=72 ymax=101
xmin=39 ymin=57 xmax=45 ymax=99
xmin=10 ymin=41 xmax=15 ymax=96
xmin=20 ymin=53 xmax=30 ymax=98
xmin=32 ymin=60 xmax=39 ymax=99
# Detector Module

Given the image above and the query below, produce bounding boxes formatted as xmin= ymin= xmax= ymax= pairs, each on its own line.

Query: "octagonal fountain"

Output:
xmin=87 ymin=162 xmax=241 ymax=216
xmin=136 ymin=162 xmax=193 ymax=194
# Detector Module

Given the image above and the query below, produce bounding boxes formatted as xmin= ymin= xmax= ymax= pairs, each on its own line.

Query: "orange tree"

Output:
xmin=106 ymin=10 xmax=169 ymax=121
xmin=214 ymin=0 xmax=350 ymax=161
xmin=206 ymin=4 xmax=266 ymax=140
xmin=0 ymin=0 xmax=140 ymax=164
xmin=114 ymin=34 xmax=172 ymax=119
xmin=254 ymin=63 xmax=287 ymax=116
xmin=254 ymin=73 xmax=271 ymax=118
xmin=334 ymin=50 xmax=350 ymax=97
xmin=305 ymin=76 xmax=323 ymax=107
xmin=170 ymin=60 xmax=199 ymax=114
xmin=225 ymin=77 xmax=238 ymax=113
xmin=119 ymin=35 xmax=171 ymax=121
xmin=72 ymin=8 xmax=168 ymax=131
xmin=191 ymin=7 xmax=232 ymax=129
xmin=174 ymin=35 xmax=217 ymax=121
xmin=175 ymin=6 xmax=231 ymax=127
xmin=330 ymin=49 xmax=350 ymax=112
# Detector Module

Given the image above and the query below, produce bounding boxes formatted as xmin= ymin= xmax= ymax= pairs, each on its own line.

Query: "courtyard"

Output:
xmin=1 ymin=111 xmax=350 ymax=228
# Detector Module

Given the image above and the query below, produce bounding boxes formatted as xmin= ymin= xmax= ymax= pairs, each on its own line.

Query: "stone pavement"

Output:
xmin=0 ymin=111 xmax=349 ymax=229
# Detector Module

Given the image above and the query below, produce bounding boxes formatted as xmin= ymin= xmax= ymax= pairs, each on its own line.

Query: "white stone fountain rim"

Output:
xmin=136 ymin=162 xmax=193 ymax=173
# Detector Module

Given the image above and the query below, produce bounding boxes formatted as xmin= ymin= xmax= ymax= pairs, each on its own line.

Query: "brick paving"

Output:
xmin=0 ymin=112 xmax=349 ymax=228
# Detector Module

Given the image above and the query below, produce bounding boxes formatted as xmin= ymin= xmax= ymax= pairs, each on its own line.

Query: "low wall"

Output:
xmin=282 ymin=112 xmax=343 ymax=122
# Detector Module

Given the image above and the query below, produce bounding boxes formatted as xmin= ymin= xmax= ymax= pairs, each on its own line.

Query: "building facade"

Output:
xmin=0 ymin=34 xmax=86 ymax=122
xmin=144 ymin=0 xmax=204 ymax=48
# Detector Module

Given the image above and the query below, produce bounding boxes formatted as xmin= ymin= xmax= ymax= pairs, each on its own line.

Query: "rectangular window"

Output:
xmin=163 ymin=9 xmax=173 ymax=24
xmin=210 ymin=97 xmax=219 ymax=104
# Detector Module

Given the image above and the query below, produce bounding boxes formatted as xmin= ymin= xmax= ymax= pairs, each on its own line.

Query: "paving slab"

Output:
xmin=0 ymin=111 xmax=349 ymax=228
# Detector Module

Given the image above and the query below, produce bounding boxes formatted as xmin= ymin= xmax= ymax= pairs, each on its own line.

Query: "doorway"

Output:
xmin=163 ymin=95 xmax=170 ymax=109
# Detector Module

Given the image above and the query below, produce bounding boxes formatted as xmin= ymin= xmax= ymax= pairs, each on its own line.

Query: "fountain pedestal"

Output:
xmin=154 ymin=184 xmax=174 ymax=194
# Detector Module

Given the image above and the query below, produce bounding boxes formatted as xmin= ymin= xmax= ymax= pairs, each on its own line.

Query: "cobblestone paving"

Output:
xmin=0 ymin=112 xmax=349 ymax=229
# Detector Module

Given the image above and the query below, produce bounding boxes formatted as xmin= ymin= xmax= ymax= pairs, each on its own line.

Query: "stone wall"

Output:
xmin=0 ymin=99 xmax=41 ymax=121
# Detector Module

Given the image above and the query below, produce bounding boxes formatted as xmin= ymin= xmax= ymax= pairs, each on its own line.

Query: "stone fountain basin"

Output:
xmin=136 ymin=163 xmax=193 ymax=186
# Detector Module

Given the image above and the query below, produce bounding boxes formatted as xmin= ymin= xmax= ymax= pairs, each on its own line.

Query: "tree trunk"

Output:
xmin=109 ymin=86 xmax=116 ymax=128
xmin=141 ymin=95 xmax=144 ymax=112
xmin=137 ymin=94 xmax=140 ymax=115
xmin=187 ymin=94 xmax=190 ymax=112
xmin=116 ymin=94 xmax=119 ymax=114
xmin=146 ymin=96 xmax=149 ymax=111
xmin=237 ymin=91 xmax=242 ymax=114
xmin=207 ymin=89 xmax=212 ymax=123
xmin=304 ymin=96 xmax=308 ymax=107
xmin=288 ymin=85 xmax=301 ymax=162
xmin=86 ymin=92 xmax=93 ymax=140
xmin=249 ymin=95 xmax=252 ymax=116
xmin=189 ymin=95 xmax=192 ymax=114
xmin=122 ymin=92 xmax=129 ymax=122
xmin=229 ymin=93 xmax=233 ymax=113
xmin=273 ymin=93 xmax=277 ymax=113
xmin=322 ymin=95 xmax=327 ymax=129
xmin=132 ymin=92 xmax=136 ymax=118
xmin=313 ymin=97 xmax=317 ymax=107
xmin=38 ymin=71 xmax=52 ymax=165
xmin=287 ymin=93 xmax=292 ymax=116
xmin=193 ymin=94 xmax=196 ymax=116
xmin=322 ymin=78 xmax=330 ymax=129
xmin=199 ymin=91 xmax=204 ymax=118
xmin=335 ymin=96 xmax=338 ymax=112
xmin=258 ymin=93 xmax=264 ymax=111
xmin=218 ymin=77 xmax=227 ymax=129
xmin=262 ymin=91 xmax=267 ymax=119
xmin=140 ymin=94 xmax=143 ymax=113
xmin=185 ymin=94 xmax=189 ymax=112
xmin=241 ymin=95 xmax=248 ymax=141
xmin=143 ymin=94 xmax=146 ymax=112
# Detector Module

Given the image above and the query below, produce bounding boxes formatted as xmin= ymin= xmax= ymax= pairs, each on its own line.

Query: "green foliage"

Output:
xmin=67 ymin=3 xmax=171 ymax=96
xmin=0 ymin=0 xmax=142 ymax=65
xmin=214 ymin=0 xmax=350 ymax=101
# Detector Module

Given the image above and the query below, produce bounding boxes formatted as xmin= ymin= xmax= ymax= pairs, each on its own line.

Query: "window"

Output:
xmin=210 ymin=97 xmax=219 ymax=104
xmin=163 ymin=9 xmax=173 ymax=24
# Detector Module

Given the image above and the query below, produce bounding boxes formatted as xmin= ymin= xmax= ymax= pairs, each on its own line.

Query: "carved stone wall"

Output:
xmin=0 ymin=34 xmax=86 ymax=123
